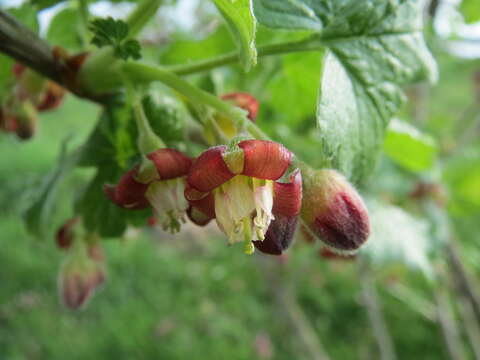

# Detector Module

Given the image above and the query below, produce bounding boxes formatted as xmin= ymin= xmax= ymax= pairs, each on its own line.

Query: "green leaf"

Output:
xmin=23 ymin=142 xmax=80 ymax=238
xmin=89 ymin=17 xmax=142 ymax=60
xmin=362 ymin=200 xmax=433 ymax=275
xmin=460 ymin=0 xmax=480 ymax=24
xmin=443 ymin=148 xmax=480 ymax=216
xmin=7 ymin=4 xmax=39 ymax=33
xmin=47 ymin=8 xmax=83 ymax=51
xmin=76 ymin=165 xmax=128 ymax=238
xmin=253 ymin=0 xmax=437 ymax=184
xmin=384 ymin=119 xmax=437 ymax=172
xmin=30 ymin=0 xmax=67 ymax=11
xmin=78 ymin=99 xmax=136 ymax=167
xmin=213 ymin=0 xmax=257 ymax=71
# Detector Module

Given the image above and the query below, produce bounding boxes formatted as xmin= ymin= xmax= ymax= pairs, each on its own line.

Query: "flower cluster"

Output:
xmin=1 ymin=63 xmax=65 ymax=139
xmin=104 ymin=92 xmax=371 ymax=257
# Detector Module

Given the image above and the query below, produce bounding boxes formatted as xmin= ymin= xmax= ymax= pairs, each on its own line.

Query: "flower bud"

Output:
xmin=58 ymin=240 xmax=106 ymax=310
xmin=55 ymin=218 xmax=79 ymax=250
xmin=14 ymin=101 xmax=38 ymax=140
xmin=301 ymin=169 xmax=370 ymax=253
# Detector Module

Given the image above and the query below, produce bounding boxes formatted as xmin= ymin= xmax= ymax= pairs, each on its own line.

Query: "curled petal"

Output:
xmin=239 ymin=140 xmax=291 ymax=180
xmin=273 ymin=169 xmax=302 ymax=217
xmin=221 ymin=92 xmax=259 ymax=121
xmin=187 ymin=206 xmax=213 ymax=226
xmin=184 ymin=183 xmax=209 ymax=201
xmin=147 ymin=148 xmax=192 ymax=180
xmin=253 ymin=215 xmax=298 ymax=255
xmin=188 ymin=146 xmax=234 ymax=192
xmin=104 ymin=168 xmax=149 ymax=210
xmin=189 ymin=192 xmax=215 ymax=219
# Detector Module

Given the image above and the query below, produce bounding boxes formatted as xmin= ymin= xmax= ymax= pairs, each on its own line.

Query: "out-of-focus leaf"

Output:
xmin=444 ymin=148 xmax=480 ymax=216
xmin=29 ymin=0 xmax=66 ymax=11
xmin=0 ymin=56 xmax=14 ymax=98
xmin=47 ymin=8 xmax=83 ymax=50
xmin=7 ymin=4 xmax=39 ymax=33
xmin=213 ymin=0 xmax=257 ymax=71
xmin=460 ymin=0 xmax=480 ymax=23
xmin=78 ymin=99 xmax=136 ymax=167
xmin=384 ymin=119 xmax=437 ymax=172
xmin=253 ymin=0 xmax=437 ymax=184
xmin=160 ymin=26 xmax=234 ymax=65
xmin=362 ymin=200 xmax=433 ymax=276
xmin=23 ymin=142 xmax=80 ymax=238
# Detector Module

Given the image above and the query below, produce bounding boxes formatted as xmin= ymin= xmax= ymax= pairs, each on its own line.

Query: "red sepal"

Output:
xmin=239 ymin=140 xmax=291 ymax=180
xmin=147 ymin=148 xmax=192 ymax=180
xmin=104 ymin=168 xmax=150 ymax=210
xmin=187 ymin=146 xmax=234 ymax=192
xmin=273 ymin=169 xmax=302 ymax=217
xmin=55 ymin=218 xmax=79 ymax=250
xmin=221 ymin=92 xmax=259 ymax=121
xmin=253 ymin=215 xmax=298 ymax=255
xmin=37 ymin=83 xmax=65 ymax=111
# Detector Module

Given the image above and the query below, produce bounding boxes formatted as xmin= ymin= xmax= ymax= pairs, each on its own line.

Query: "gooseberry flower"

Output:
xmin=301 ymin=169 xmax=370 ymax=253
xmin=58 ymin=239 xmax=106 ymax=310
xmin=186 ymin=139 xmax=300 ymax=254
xmin=105 ymin=148 xmax=192 ymax=233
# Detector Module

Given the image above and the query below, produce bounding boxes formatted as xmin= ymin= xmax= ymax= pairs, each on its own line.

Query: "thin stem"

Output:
xmin=131 ymin=93 xmax=166 ymax=154
xmin=78 ymin=0 xmax=89 ymax=47
xmin=127 ymin=0 xmax=163 ymax=38
xmin=167 ymin=35 xmax=323 ymax=76
xmin=358 ymin=259 xmax=397 ymax=360
xmin=123 ymin=62 xmax=250 ymax=128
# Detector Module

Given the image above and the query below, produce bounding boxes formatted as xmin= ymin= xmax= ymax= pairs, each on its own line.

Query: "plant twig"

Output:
xmin=358 ymin=259 xmax=397 ymax=360
xmin=257 ymin=257 xmax=331 ymax=360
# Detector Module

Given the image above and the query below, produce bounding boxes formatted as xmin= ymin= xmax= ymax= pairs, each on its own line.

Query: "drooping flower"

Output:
xmin=105 ymin=148 xmax=192 ymax=233
xmin=301 ymin=168 xmax=370 ymax=253
xmin=186 ymin=139 xmax=301 ymax=254
xmin=58 ymin=238 xmax=106 ymax=310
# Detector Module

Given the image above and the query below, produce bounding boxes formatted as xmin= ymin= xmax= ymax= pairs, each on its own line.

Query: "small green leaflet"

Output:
xmin=384 ymin=119 xmax=437 ymax=172
xmin=89 ymin=17 xmax=141 ymax=60
xmin=23 ymin=141 xmax=80 ymax=238
xmin=253 ymin=0 xmax=437 ymax=184
xmin=213 ymin=0 xmax=257 ymax=71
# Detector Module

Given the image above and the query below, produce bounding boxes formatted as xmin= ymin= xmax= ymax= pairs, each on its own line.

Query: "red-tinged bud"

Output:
xmin=58 ymin=240 xmax=106 ymax=310
xmin=146 ymin=148 xmax=192 ymax=180
xmin=55 ymin=218 xmax=79 ymax=250
xmin=221 ymin=92 xmax=259 ymax=121
xmin=254 ymin=170 xmax=302 ymax=255
xmin=14 ymin=101 xmax=38 ymax=140
xmin=36 ymin=82 xmax=65 ymax=111
xmin=104 ymin=167 xmax=150 ymax=210
xmin=301 ymin=169 xmax=370 ymax=253
xmin=187 ymin=140 xmax=294 ymax=254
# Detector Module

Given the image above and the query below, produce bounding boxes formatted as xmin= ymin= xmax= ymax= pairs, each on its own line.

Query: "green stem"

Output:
xmin=167 ymin=35 xmax=323 ymax=76
xmin=127 ymin=0 xmax=163 ymax=38
xmin=123 ymin=62 xmax=249 ymax=127
xmin=78 ymin=0 xmax=89 ymax=47
xmin=132 ymin=93 xmax=166 ymax=154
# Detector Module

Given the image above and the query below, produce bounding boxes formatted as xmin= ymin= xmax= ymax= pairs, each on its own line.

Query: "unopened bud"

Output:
xmin=301 ymin=169 xmax=370 ymax=253
xmin=58 ymin=240 xmax=106 ymax=310
xmin=15 ymin=101 xmax=38 ymax=140
xmin=55 ymin=218 xmax=79 ymax=250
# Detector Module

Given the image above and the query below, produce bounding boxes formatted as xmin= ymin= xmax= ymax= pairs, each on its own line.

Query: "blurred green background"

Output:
xmin=1 ymin=0 xmax=480 ymax=359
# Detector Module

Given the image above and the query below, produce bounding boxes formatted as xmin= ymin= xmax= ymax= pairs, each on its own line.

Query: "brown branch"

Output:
xmin=0 ymin=10 xmax=62 ymax=83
